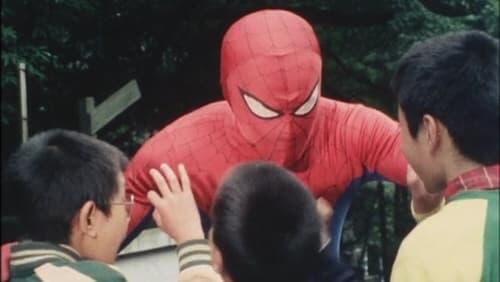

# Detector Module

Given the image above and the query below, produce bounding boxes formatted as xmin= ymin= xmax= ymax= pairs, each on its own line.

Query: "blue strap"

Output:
xmin=327 ymin=172 xmax=383 ymax=261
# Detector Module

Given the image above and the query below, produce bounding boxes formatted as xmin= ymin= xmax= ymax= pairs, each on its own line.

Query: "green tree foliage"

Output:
xmin=1 ymin=0 xmax=498 ymax=279
xmin=2 ymin=0 xmax=497 ymax=155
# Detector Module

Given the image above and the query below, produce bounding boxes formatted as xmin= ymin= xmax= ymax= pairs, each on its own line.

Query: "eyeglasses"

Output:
xmin=111 ymin=193 xmax=134 ymax=216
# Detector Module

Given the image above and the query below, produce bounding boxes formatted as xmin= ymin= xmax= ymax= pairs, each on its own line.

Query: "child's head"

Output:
xmin=210 ymin=161 xmax=321 ymax=282
xmin=392 ymin=30 xmax=499 ymax=191
xmin=3 ymin=129 xmax=130 ymax=263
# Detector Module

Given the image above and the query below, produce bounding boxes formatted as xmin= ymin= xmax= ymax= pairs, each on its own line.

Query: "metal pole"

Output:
xmin=18 ymin=62 xmax=28 ymax=143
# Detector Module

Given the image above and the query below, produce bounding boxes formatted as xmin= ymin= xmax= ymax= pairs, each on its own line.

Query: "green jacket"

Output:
xmin=7 ymin=241 xmax=126 ymax=282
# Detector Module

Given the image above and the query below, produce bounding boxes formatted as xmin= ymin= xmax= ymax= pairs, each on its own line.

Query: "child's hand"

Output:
xmin=407 ymin=165 xmax=444 ymax=217
xmin=147 ymin=163 xmax=204 ymax=244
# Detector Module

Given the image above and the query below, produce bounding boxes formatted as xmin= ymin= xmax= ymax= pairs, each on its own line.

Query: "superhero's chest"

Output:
xmin=296 ymin=162 xmax=358 ymax=203
xmin=198 ymin=158 xmax=360 ymax=201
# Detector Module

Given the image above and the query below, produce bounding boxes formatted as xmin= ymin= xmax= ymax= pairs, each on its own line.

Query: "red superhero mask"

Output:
xmin=220 ymin=10 xmax=322 ymax=166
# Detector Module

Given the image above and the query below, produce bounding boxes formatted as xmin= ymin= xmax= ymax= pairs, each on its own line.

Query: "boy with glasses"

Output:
xmin=1 ymin=129 xmax=132 ymax=281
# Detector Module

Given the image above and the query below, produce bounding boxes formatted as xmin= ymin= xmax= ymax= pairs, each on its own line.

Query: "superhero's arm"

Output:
xmin=125 ymin=141 xmax=156 ymax=235
xmin=124 ymin=120 xmax=219 ymax=240
xmin=346 ymin=104 xmax=444 ymax=217
xmin=125 ymin=132 xmax=178 ymax=235
xmin=345 ymin=104 xmax=407 ymax=185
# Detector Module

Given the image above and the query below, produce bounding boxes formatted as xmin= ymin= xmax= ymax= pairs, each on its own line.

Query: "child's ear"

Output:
xmin=78 ymin=201 xmax=98 ymax=238
xmin=422 ymin=114 xmax=441 ymax=153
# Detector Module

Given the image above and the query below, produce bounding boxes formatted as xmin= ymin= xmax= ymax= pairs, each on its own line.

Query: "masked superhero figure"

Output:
xmin=125 ymin=10 xmax=408 ymax=273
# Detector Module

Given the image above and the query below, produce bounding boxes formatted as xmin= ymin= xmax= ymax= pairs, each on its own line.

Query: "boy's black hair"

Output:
xmin=3 ymin=129 xmax=128 ymax=243
xmin=212 ymin=161 xmax=321 ymax=282
xmin=391 ymin=30 xmax=499 ymax=164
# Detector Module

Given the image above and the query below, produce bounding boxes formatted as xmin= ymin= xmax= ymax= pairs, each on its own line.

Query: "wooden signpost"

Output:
xmin=79 ymin=79 xmax=141 ymax=136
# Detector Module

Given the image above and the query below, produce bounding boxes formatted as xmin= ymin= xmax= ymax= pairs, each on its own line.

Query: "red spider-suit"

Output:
xmin=125 ymin=9 xmax=407 ymax=239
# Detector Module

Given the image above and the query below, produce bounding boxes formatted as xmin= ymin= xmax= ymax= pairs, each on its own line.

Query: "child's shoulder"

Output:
xmin=30 ymin=260 xmax=126 ymax=282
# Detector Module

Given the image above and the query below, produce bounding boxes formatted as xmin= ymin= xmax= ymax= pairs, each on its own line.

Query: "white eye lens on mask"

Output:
xmin=294 ymin=83 xmax=320 ymax=116
xmin=242 ymin=93 xmax=280 ymax=119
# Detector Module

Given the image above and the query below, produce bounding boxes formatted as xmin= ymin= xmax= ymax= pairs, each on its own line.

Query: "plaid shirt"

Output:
xmin=445 ymin=164 xmax=499 ymax=199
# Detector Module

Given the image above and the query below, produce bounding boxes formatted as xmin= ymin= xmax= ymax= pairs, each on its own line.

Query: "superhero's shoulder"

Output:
xmin=319 ymin=98 xmax=395 ymax=126
xmin=165 ymin=101 xmax=231 ymax=130
xmin=319 ymin=97 xmax=372 ymax=113
xmin=130 ymin=101 xmax=231 ymax=165
xmin=156 ymin=101 xmax=229 ymax=144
